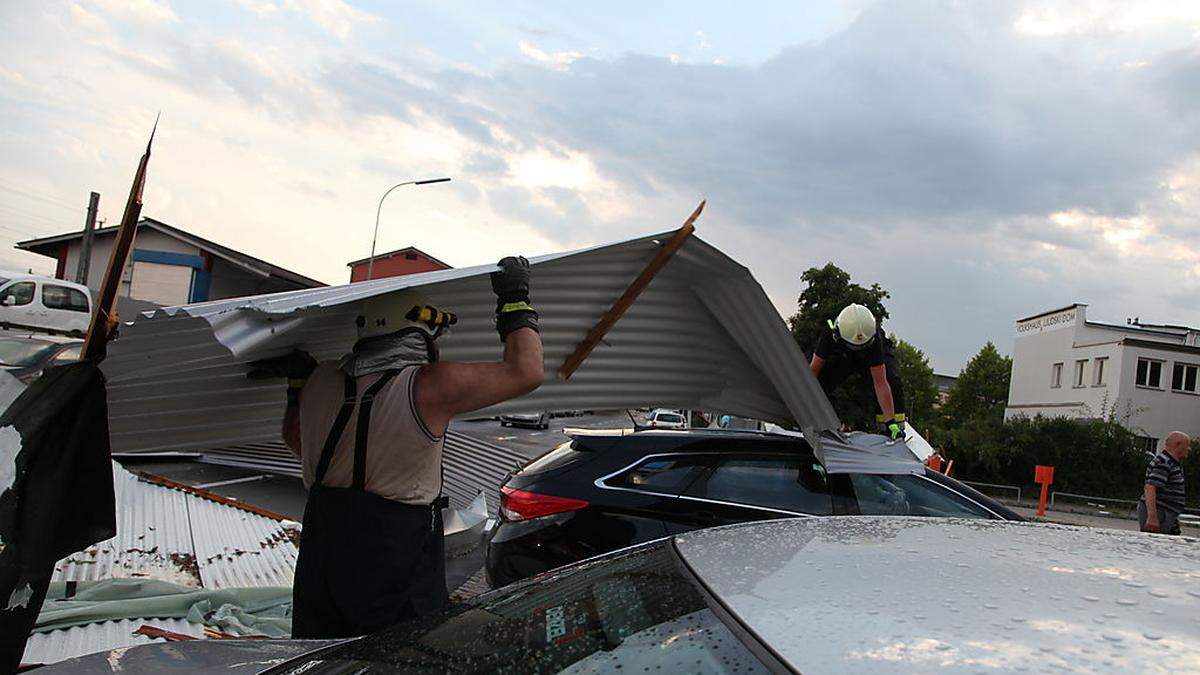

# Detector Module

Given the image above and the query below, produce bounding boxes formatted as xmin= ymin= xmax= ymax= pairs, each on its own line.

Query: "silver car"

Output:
xmin=43 ymin=517 xmax=1200 ymax=673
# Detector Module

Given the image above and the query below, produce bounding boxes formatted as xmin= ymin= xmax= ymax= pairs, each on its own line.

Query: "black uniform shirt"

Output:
xmin=814 ymin=326 xmax=886 ymax=368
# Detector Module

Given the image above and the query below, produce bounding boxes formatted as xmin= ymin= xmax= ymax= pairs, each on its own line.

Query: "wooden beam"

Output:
xmin=82 ymin=117 xmax=156 ymax=362
xmin=558 ymin=200 xmax=704 ymax=380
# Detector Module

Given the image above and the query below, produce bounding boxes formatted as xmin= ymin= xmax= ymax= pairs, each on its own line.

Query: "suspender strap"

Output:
xmin=352 ymin=369 xmax=402 ymax=490
xmin=314 ymin=373 xmax=357 ymax=486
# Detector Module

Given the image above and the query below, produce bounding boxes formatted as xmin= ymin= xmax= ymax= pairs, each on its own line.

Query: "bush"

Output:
xmin=942 ymin=415 xmax=1173 ymax=505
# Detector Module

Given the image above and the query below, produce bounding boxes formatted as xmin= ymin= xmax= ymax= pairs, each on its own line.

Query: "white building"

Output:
xmin=1005 ymin=303 xmax=1200 ymax=450
xmin=16 ymin=217 xmax=323 ymax=307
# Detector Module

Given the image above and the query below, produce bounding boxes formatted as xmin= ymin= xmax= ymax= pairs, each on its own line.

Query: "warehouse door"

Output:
xmin=129 ymin=261 xmax=193 ymax=306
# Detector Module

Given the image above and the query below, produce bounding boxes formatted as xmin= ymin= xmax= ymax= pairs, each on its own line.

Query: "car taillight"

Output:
xmin=500 ymin=486 xmax=589 ymax=521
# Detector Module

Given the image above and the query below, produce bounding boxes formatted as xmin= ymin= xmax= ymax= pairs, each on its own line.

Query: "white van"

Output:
xmin=0 ymin=272 xmax=93 ymax=336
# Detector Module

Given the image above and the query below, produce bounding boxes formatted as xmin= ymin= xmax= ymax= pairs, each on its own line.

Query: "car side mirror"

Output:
xmin=1 ymin=296 xmax=14 ymax=306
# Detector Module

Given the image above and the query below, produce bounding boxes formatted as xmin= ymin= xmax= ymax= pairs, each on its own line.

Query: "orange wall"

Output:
xmin=349 ymin=255 xmax=450 ymax=282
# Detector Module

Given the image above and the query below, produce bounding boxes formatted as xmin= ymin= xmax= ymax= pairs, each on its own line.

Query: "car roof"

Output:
xmin=0 ymin=333 xmax=83 ymax=345
xmin=0 ymin=271 xmax=90 ymax=291
xmin=674 ymin=517 xmax=1200 ymax=673
xmin=565 ymin=426 xmax=797 ymax=441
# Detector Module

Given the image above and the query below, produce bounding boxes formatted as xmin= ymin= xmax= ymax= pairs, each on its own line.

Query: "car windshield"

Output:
xmin=848 ymin=473 xmax=992 ymax=518
xmin=272 ymin=543 xmax=768 ymax=674
xmin=0 ymin=338 xmax=55 ymax=367
xmin=655 ymin=413 xmax=683 ymax=423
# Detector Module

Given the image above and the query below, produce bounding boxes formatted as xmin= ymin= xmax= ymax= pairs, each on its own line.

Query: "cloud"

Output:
xmin=282 ymin=0 xmax=375 ymax=40
xmin=518 ymin=41 xmax=584 ymax=71
xmin=90 ymin=0 xmax=178 ymax=25
xmin=7 ymin=0 xmax=1200 ymax=373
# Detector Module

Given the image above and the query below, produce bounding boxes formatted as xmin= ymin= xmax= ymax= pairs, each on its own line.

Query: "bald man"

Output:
xmin=1138 ymin=431 xmax=1190 ymax=535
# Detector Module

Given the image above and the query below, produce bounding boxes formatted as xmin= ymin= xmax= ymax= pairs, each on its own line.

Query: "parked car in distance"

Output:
xmin=45 ymin=518 xmax=1200 ymax=673
xmin=499 ymin=411 xmax=550 ymax=429
xmin=487 ymin=427 xmax=1021 ymax=587
xmin=0 ymin=334 xmax=83 ymax=382
xmin=646 ymin=408 xmax=687 ymax=428
xmin=0 ymin=273 xmax=92 ymax=336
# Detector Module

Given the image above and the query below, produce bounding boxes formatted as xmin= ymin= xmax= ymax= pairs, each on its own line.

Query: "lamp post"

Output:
xmin=366 ymin=177 xmax=451 ymax=281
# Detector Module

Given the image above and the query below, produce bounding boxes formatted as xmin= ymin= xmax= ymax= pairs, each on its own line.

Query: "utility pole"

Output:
xmin=75 ymin=191 xmax=99 ymax=285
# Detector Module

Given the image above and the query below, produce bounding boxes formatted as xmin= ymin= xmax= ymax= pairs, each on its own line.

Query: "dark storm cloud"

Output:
xmin=322 ymin=0 xmax=1200 ymax=249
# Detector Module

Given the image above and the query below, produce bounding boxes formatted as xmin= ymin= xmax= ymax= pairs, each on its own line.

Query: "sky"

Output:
xmin=2 ymin=0 xmax=1200 ymax=374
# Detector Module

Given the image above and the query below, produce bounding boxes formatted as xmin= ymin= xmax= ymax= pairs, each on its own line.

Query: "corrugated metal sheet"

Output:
xmin=32 ymin=462 xmax=300 ymax=665
xmin=100 ymin=232 xmax=840 ymax=453
xmin=55 ymin=463 xmax=199 ymax=587
xmin=197 ymin=430 xmax=529 ymax=515
xmin=24 ymin=618 xmax=205 ymax=665
xmin=54 ymin=463 xmax=298 ymax=589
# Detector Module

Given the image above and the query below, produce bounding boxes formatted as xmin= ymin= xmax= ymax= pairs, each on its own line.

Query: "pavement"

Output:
xmin=1011 ymin=504 xmax=1200 ymax=535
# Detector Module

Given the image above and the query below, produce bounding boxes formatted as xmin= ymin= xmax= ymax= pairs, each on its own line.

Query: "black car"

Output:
xmin=0 ymin=334 xmax=83 ymax=383
xmin=486 ymin=427 xmax=1022 ymax=587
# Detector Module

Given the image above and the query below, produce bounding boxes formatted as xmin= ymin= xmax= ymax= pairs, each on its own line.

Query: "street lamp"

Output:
xmin=366 ymin=177 xmax=452 ymax=281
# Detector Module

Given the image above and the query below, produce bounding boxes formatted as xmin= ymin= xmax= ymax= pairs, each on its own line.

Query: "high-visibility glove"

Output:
xmin=881 ymin=417 xmax=905 ymax=441
xmin=490 ymin=256 xmax=539 ymax=341
xmin=247 ymin=349 xmax=317 ymax=404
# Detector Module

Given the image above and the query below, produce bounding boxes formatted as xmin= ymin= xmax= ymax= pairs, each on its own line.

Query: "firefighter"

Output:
xmin=252 ymin=256 xmax=543 ymax=638
xmin=809 ymin=303 xmax=907 ymax=440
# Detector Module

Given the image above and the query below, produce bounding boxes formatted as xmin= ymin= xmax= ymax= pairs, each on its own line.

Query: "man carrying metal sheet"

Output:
xmin=251 ymin=257 xmax=543 ymax=638
xmin=808 ymin=303 xmax=907 ymax=440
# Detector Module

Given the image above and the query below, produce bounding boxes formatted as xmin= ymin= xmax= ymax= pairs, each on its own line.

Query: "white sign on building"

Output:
xmin=1005 ymin=303 xmax=1200 ymax=450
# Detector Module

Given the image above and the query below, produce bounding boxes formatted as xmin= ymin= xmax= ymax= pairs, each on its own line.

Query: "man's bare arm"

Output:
xmin=282 ymin=400 xmax=301 ymax=455
xmin=1144 ymin=483 xmax=1160 ymax=531
xmin=870 ymin=364 xmax=896 ymax=419
xmin=810 ymin=354 xmax=825 ymax=376
xmin=415 ymin=327 xmax=544 ymax=436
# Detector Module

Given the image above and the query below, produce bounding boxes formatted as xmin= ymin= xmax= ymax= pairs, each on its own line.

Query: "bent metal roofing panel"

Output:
xmin=99 ymin=231 xmax=841 ymax=453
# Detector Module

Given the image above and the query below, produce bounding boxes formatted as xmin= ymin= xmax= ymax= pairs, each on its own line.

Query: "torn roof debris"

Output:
xmin=99 ymin=230 xmax=841 ymax=454
xmin=23 ymin=461 xmax=299 ymax=665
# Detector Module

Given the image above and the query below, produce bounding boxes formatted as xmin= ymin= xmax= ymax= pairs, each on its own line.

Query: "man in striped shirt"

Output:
xmin=1138 ymin=431 xmax=1190 ymax=535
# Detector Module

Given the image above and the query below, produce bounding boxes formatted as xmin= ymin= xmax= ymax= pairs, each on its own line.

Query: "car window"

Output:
xmin=274 ymin=543 xmax=768 ymax=674
xmin=52 ymin=345 xmax=82 ymax=364
xmin=654 ymin=413 xmax=684 ymax=424
xmin=609 ymin=456 xmax=708 ymax=493
xmin=848 ymin=474 xmax=992 ymax=518
xmin=687 ymin=455 xmax=834 ymax=515
xmin=0 ymin=339 xmax=55 ymax=367
xmin=43 ymin=285 xmax=89 ymax=312
xmin=3 ymin=282 xmax=35 ymax=306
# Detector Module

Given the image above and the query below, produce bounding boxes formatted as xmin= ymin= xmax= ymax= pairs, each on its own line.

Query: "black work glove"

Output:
xmin=247 ymin=349 xmax=318 ymax=404
xmin=491 ymin=256 xmax=539 ymax=341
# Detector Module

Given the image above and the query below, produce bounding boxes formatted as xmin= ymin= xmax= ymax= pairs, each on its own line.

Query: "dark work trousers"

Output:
xmin=816 ymin=348 xmax=907 ymax=417
xmin=1137 ymin=500 xmax=1182 ymax=536
xmin=291 ymin=369 xmax=450 ymax=639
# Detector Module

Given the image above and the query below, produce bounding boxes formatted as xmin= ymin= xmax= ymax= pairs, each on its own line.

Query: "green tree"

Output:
xmin=787 ymin=263 xmax=890 ymax=352
xmin=891 ymin=338 xmax=938 ymax=432
xmin=787 ymin=263 xmax=893 ymax=430
xmin=941 ymin=342 xmax=1012 ymax=428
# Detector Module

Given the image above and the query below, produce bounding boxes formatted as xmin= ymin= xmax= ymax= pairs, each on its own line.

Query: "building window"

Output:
xmin=1050 ymin=363 xmax=1063 ymax=389
xmin=1136 ymin=436 xmax=1159 ymax=455
xmin=1136 ymin=358 xmax=1163 ymax=389
xmin=1092 ymin=357 xmax=1107 ymax=387
xmin=1073 ymin=360 xmax=1086 ymax=388
xmin=405 ymin=252 xmax=419 ymax=260
xmin=1171 ymin=363 xmax=1199 ymax=394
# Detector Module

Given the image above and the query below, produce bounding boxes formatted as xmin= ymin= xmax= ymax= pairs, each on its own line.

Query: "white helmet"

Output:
xmin=834 ymin=303 xmax=876 ymax=348
xmin=357 ymin=290 xmax=456 ymax=340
